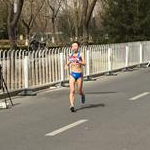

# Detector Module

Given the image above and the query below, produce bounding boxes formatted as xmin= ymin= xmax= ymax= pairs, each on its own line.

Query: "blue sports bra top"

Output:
xmin=69 ymin=51 xmax=82 ymax=63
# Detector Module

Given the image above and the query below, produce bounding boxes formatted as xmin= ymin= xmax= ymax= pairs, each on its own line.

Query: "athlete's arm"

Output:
xmin=66 ymin=60 xmax=71 ymax=66
xmin=79 ymin=52 xmax=86 ymax=66
xmin=65 ymin=56 xmax=72 ymax=69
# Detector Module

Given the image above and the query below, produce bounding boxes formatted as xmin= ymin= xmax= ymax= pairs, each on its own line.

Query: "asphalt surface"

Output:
xmin=0 ymin=67 xmax=150 ymax=150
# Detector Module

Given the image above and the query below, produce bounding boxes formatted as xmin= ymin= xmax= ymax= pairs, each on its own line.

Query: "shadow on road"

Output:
xmin=12 ymin=103 xmax=21 ymax=107
xmin=85 ymin=91 xmax=117 ymax=95
xmin=75 ymin=103 xmax=105 ymax=112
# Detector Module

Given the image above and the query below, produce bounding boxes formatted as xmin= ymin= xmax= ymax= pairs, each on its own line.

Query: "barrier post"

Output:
xmin=106 ymin=47 xmax=116 ymax=75
xmin=60 ymin=52 xmax=64 ymax=86
xmin=84 ymin=48 xmax=96 ymax=81
xmin=18 ymin=54 xmax=36 ymax=96
xmin=122 ymin=45 xmax=132 ymax=71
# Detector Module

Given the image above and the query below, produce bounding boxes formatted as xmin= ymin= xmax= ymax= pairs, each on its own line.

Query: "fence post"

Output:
xmin=108 ymin=47 xmax=112 ymax=71
xmin=24 ymin=55 xmax=29 ymax=89
xmin=139 ymin=43 xmax=143 ymax=64
xmin=18 ymin=54 xmax=36 ymax=96
xmin=60 ymin=52 xmax=64 ymax=84
xmin=138 ymin=42 xmax=144 ymax=68
xmin=106 ymin=47 xmax=116 ymax=75
xmin=125 ymin=46 xmax=129 ymax=68
xmin=122 ymin=45 xmax=132 ymax=71
xmin=84 ymin=48 xmax=96 ymax=81
xmin=86 ymin=49 xmax=90 ymax=76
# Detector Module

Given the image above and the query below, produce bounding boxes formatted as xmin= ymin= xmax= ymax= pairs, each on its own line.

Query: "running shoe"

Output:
xmin=70 ymin=106 xmax=75 ymax=112
xmin=81 ymin=94 xmax=85 ymax=104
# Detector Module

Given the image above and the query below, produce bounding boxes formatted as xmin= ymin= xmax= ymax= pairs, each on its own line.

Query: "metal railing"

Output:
xmin=0 ymin=41 xmax=150 ymax=93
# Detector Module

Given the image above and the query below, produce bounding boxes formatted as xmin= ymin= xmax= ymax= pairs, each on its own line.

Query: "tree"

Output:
xmin=58 ymin=0 xmax=98 ymax=44
xmin=73 ymin=0 xmax=82 ymax=40
xmin=100 ymin=0 xmax=150 ymax=43
xmin=47 ymin=0 xmax=63 ymax=43
xmin=57 ymin=11 xmax=74 ymax=43
xmin=0 ymin=1 xmax=7 ymax=39
xmin=3 ymin=0 xmax=24 ymax=49
xmin=81 ymin=0 xmax=97 ymax=44
xmin=21 ymin=0 xmax=45 ymax=39
xmin=58 ymin=0 xmax=82 ymax=41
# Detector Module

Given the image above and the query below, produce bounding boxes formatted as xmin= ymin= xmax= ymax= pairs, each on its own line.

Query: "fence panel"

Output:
xmin=1 ymin=41 xmax=150 ymax=93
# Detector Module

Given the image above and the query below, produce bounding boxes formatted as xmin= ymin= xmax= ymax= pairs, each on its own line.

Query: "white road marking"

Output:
xmin=45 ymin=119 xmax=88 ymax=137
xmin=129 ymin=92 xmax=149 ymax=101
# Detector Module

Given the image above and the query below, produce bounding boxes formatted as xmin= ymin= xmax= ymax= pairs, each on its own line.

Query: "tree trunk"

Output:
xmin=7 ymin=24 xmax=17 ymax=50
xmin=7 ymin=3 xmax=17 ymax=50
xmin=5 ymin=0 xmax=24 ymax=50
xmin=82 ymin=0 xmax=97 ymax=45
xmin=21 ymin=18 xmax=30 ymax=39
xmin=83 ymin=22 xmax=89 ymax=45
xmin=52 ymin=16 xmax=56 ymax=43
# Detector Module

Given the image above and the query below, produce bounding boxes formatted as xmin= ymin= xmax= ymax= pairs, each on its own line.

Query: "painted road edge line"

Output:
xmin=45 ymin=119 xmax=88 ymax=137
xmin=129 ymin=92 xmax=149 ymax=101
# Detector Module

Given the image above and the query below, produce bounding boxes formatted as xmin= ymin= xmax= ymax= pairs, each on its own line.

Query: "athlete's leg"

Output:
xmin=69 ymin=75 xmax=76 ymax=107
xmin=77 ymin=76 xmax=85 ymax=103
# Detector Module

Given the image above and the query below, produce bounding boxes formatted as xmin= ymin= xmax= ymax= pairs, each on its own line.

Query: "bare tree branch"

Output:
xmin=86 ymin=0 xmax=97 ymax=25
xmin=21 ymin=0 xmax=45 ymax=36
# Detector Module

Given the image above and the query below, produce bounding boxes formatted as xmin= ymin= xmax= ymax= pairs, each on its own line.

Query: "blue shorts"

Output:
xmin=70 ymin=72 xmax=83 ymax=80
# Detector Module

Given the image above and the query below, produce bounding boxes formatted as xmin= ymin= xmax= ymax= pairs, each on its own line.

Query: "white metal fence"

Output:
xmin=0 ymin=41 xmax=150 ymax=93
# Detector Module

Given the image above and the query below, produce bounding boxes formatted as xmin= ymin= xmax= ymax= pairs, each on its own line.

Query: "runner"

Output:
xmin=65 ymin=42 xmax=86 ymax=112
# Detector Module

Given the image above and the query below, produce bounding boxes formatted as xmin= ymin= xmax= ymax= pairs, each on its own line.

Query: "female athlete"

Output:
xmin=65 ymin=42 xmax=86 ymax=112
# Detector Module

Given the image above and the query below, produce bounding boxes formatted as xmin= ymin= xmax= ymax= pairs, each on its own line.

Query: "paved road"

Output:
xmin=0 ymin=67 xmax=150 ymax=150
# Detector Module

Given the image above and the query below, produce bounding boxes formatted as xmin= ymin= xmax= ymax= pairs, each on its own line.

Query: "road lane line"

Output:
xmin=45 ymin=119 xmax=88 ymax=137
xmin=129 ymin=92 xmax=149 ymax=101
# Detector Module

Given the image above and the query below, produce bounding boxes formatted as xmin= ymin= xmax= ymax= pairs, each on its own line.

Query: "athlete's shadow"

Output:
xmin=75 ymin=103 xmax=105 ymax=112
xmin=85 ymin=91 xmax=117 ymax=95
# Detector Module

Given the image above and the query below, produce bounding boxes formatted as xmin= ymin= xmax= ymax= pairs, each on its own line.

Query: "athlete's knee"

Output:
xmin=70 ymin=89 xmax=75 ymax=95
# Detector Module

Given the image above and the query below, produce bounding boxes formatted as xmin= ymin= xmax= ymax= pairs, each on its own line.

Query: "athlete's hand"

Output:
xmin=73 ymin=58 xmax=80 ymax=63
xmin=76 ymin=58 xmax=80 ymax=63
xmin=65 ymin=62 xmax=70 ymax=70
xmin=65 ymin=64 xmax=68 ymax=70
